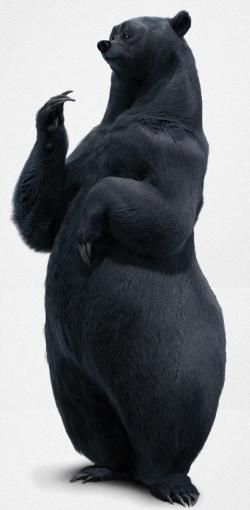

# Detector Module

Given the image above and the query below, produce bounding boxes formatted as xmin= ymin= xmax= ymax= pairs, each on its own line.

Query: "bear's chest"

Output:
xmin=70 ymin=122 xmax=150 ymax=185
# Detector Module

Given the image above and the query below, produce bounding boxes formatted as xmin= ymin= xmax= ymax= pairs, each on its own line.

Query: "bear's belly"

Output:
xmin=45 ymin=227 xmax=225 ymax=386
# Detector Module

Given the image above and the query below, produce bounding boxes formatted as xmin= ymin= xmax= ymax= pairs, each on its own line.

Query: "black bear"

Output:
xmin=12 ymin=11 xmax=226 ymax=506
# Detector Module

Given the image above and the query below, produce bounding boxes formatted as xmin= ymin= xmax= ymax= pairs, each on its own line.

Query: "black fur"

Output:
xmin=12 ymin=12 xmax=226 ymax=505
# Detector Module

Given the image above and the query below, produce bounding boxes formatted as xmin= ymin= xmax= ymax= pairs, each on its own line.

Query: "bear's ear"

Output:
xmin=169 ymin=10 xmax=191 ymax=37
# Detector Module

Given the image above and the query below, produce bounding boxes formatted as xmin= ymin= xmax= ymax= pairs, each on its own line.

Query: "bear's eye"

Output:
xmin=122 ymin=31 xmax=132 ymax=40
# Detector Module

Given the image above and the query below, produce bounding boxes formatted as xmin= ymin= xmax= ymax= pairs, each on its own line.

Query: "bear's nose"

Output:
xmin=97 ymin=40 xmax=111 ymax=53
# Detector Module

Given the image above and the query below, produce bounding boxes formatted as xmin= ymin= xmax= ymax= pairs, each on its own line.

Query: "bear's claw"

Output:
xmin=78 ymin=241 xmax=92 ymax=266
xmin=70 ymin=472 xmax=94 ymax=483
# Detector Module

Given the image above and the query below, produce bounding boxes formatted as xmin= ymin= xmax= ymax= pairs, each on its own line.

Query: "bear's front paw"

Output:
xmin=77 ymin=203 xmax=108 ymax=267
xmin=36 ymin=90 xmax=75 ymax=134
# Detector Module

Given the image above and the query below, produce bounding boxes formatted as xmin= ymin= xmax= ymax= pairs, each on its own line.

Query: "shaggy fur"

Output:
xmin=12 ymin=11 xmax=226 ymax=505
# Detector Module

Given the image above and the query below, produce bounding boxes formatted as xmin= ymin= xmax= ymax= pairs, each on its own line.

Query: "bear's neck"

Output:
xmin=101 ymin=50 xmax=203 ymax=131
xmin=101 ymin=72 xmax=142 ymax=124
xmin=144 ymin=49 xmax=203 ymax=131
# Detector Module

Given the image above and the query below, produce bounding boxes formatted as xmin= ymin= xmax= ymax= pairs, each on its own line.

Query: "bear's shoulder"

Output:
xmin=139 ymin=116 xmax=186 ymax=142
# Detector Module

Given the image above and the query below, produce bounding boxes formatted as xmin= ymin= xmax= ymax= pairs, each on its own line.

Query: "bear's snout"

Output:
xmin=97 ymin=40 xmax=111 ymax=53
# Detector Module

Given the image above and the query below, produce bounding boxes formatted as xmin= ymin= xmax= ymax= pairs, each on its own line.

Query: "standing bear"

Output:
xmin=12 ymin=11 xmax=226 ymax=506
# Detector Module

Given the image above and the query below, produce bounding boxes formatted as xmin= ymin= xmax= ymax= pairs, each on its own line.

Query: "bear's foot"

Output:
xmin=70 ymin=464 xmax=130 ymax=484
xmin=149 ymin=473 xmax=199 ymax=506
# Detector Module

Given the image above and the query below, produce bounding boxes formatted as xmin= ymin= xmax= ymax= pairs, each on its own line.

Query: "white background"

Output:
xmin=1 ymin=0 xmax=250 ymax=508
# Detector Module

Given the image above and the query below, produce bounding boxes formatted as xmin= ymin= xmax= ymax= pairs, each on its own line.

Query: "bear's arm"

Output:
xmin=12 ymin=130 xmax=79 ymax=253
xmin=79 ymin=169 xmax=203 ymax=260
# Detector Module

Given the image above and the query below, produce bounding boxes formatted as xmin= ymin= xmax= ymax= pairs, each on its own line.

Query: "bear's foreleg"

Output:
xmin=12 ymin=91 xmax=75 ymax=252
xmin=77 ymin=175 xmax=198 ymax=262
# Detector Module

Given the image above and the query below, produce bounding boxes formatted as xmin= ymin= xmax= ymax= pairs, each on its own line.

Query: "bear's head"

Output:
xmin=97 ymin=11 xmax=191 ymax=82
